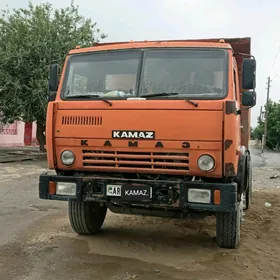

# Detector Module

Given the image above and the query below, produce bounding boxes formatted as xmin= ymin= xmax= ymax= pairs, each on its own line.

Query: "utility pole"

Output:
xmin=263 ymin=76 xmax=271 ymax=152
xmin=259 ymin=105 xmax=263 ymax=121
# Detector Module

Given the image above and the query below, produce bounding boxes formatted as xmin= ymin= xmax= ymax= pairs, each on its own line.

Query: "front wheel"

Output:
xmin=216 ymin=196 xmax=243 ymax=249
xmin=68 ymin=200 xmax=107 ymax=235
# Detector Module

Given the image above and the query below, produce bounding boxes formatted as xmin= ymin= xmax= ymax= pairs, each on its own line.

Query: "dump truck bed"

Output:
xmin=96 ymin=37 xmax=250 ymax=53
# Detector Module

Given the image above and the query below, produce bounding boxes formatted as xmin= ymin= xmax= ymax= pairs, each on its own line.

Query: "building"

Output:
xmin=0 ymin=121 xmax=37 ymax=147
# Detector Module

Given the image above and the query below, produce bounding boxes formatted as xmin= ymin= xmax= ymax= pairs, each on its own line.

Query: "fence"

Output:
xmin=0 ymin=122 xmax=18 ymax=135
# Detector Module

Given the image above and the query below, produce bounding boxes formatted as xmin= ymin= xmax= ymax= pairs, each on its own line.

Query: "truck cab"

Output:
xmin=39 ymin=37 xmax=256 ymax=249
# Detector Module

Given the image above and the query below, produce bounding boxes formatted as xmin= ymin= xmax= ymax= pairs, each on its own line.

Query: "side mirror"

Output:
xmin=48 ymin=64 xmax=59 ymax=92
xmin=242 ymin=91 xmax=256 ymax=107
xmin=242 ymin=58 xmax=256 ymax=90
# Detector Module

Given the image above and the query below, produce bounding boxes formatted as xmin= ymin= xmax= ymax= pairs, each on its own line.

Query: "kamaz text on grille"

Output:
xmin=112 ymin=130 xmax=155 ymax=139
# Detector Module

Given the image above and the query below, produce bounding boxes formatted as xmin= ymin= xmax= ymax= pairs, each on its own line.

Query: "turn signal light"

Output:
xmin=48 ymin=181 xmax=56 ymax=195
xmin=214 ymin=190 xmax=221 ymax=205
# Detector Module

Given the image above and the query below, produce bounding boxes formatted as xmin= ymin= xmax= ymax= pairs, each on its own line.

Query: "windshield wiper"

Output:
xmin=141 ymin=92 xmax=198 ymax=107
xmin=65 ymin=94 xmax=112 ymax=106
xmin=182 ymin=98 xmax=198 ymax=107
xmin=141 ymin=92 xmax=179 ymax=98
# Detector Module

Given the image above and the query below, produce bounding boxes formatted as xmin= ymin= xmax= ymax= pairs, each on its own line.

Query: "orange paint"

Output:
xmin=46 ymin=38 xmax=253 ymax=181
xmin=45 ymin=102 xmax=55 ymax=168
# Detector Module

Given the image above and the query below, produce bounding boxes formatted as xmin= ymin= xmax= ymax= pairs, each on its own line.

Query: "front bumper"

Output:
xmin=39 ymin=173 xmax=238 ymax=213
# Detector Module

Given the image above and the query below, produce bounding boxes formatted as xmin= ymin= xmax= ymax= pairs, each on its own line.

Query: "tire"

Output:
xmin=249 ymin=159 xmax=253 ymax=201
xmin=68 ymin=200 xmax=107 ymax=235
xmin=245 ymin=160 xmax=253 ymax=210
xmin=216 ymin=199 xmax=242 ymax=249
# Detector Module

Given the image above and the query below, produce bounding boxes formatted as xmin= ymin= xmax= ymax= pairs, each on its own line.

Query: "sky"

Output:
xmin=1 ymin=0 xmax=280 ymax=127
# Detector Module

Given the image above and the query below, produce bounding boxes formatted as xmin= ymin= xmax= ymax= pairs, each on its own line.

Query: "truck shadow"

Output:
xmin=99 ymin=225 xmax=217 ymax=248
xmin=80 ymin=214 xmax=221 ymax=258
xmin=74 ymin=214 xmax=231 ymax=269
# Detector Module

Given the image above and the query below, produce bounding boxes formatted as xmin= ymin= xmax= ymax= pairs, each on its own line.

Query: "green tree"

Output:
xmin=252 ymin=114 xmax=264 ymax=141
xmin=0 ymin=1 xmax=106 ymax=151
xmin=250 ymin=126 xmax=254 ymax=139
xmin=253 ymin=99 xmax=280 ymax=150
xmin=266 ymin=100 xmax=280 ymax=149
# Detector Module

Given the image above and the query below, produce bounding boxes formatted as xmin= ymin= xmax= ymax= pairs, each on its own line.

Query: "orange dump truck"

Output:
xmin=39 ymin=37 xmax=256 ymax=249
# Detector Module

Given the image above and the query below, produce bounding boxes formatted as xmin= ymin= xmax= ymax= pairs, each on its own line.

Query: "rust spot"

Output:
xmin=225 ymin=101 xmax=236 ymax=115
xmin=225 ymin=139 xmax=233 ymax=150
xmin=225 ymin=162 xmax=236 ymax=177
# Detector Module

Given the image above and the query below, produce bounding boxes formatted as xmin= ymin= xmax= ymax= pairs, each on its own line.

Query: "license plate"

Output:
xmin=122 ymin=184 xmax=152 ymax=201
xmin=106 ymin=184 xmax=121 ymax=197
xmin=106 ymin=184 xmax=152 ymax=201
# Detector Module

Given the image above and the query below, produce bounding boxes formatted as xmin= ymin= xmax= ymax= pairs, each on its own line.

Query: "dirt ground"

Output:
xmin=1 ymin=147 xmax=280 ymax=279
xmin=1 ymin=190 xmax=280 ymax=280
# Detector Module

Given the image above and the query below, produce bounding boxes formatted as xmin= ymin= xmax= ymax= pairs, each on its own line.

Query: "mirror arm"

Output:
xmin=237 ymin=106 xmax=254 ymax=115
xmin=233 ymin=52 xmax=255 ymax=59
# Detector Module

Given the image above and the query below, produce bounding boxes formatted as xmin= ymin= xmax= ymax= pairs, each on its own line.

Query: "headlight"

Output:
xmin=56 ymin=182 xmax=77 ymax=196
xmin=197 ymin=154 xmax=215 ymax=171
xmin=61 ymin=150 xmax=75 ymax=166
xmin=188 ymin=189 xmax=211 ymax=204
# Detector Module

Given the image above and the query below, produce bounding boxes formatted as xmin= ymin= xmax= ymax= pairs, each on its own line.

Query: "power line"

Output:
xmin=272 ymin=73 xmax=278 ymax=81
xmin=269 ymin=45 xmax=280 ymax=87
xmin=272 ymin=44 xmax=280 ymax=69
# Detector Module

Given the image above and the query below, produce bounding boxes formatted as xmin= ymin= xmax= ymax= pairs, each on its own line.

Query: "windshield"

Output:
xmin=62 ymin=51 xmax=141 ymax=98
xmin=140 ymin=49 xmax=228 ymax=98
xmin=61 ymin=49 xmax=228 ymax=99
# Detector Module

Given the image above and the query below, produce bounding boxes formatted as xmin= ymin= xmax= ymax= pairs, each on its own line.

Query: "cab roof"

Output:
xmin=68 ymin=37 xmax=251 ymax=55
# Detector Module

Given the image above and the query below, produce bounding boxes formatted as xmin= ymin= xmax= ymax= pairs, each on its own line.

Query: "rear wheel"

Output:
xmin=245 ymin=159 xmax=253 ymax=209
xmin=68 ymin=200 xmax=107 ymax=235
xmin=216 ymin=194 xmax=243 ymax=249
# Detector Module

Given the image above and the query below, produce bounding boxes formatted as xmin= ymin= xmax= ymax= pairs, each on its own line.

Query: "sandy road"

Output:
xmin=1 ymin=147 xmax=280 ymax=280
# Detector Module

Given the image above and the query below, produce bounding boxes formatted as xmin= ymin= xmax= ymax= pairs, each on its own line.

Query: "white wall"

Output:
xmin=0 ymin=121 xmax=37 ymax=146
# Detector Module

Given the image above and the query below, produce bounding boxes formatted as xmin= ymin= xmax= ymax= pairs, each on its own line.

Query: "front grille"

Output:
xmin=82 ymin=150 xmax=190 ymax=175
